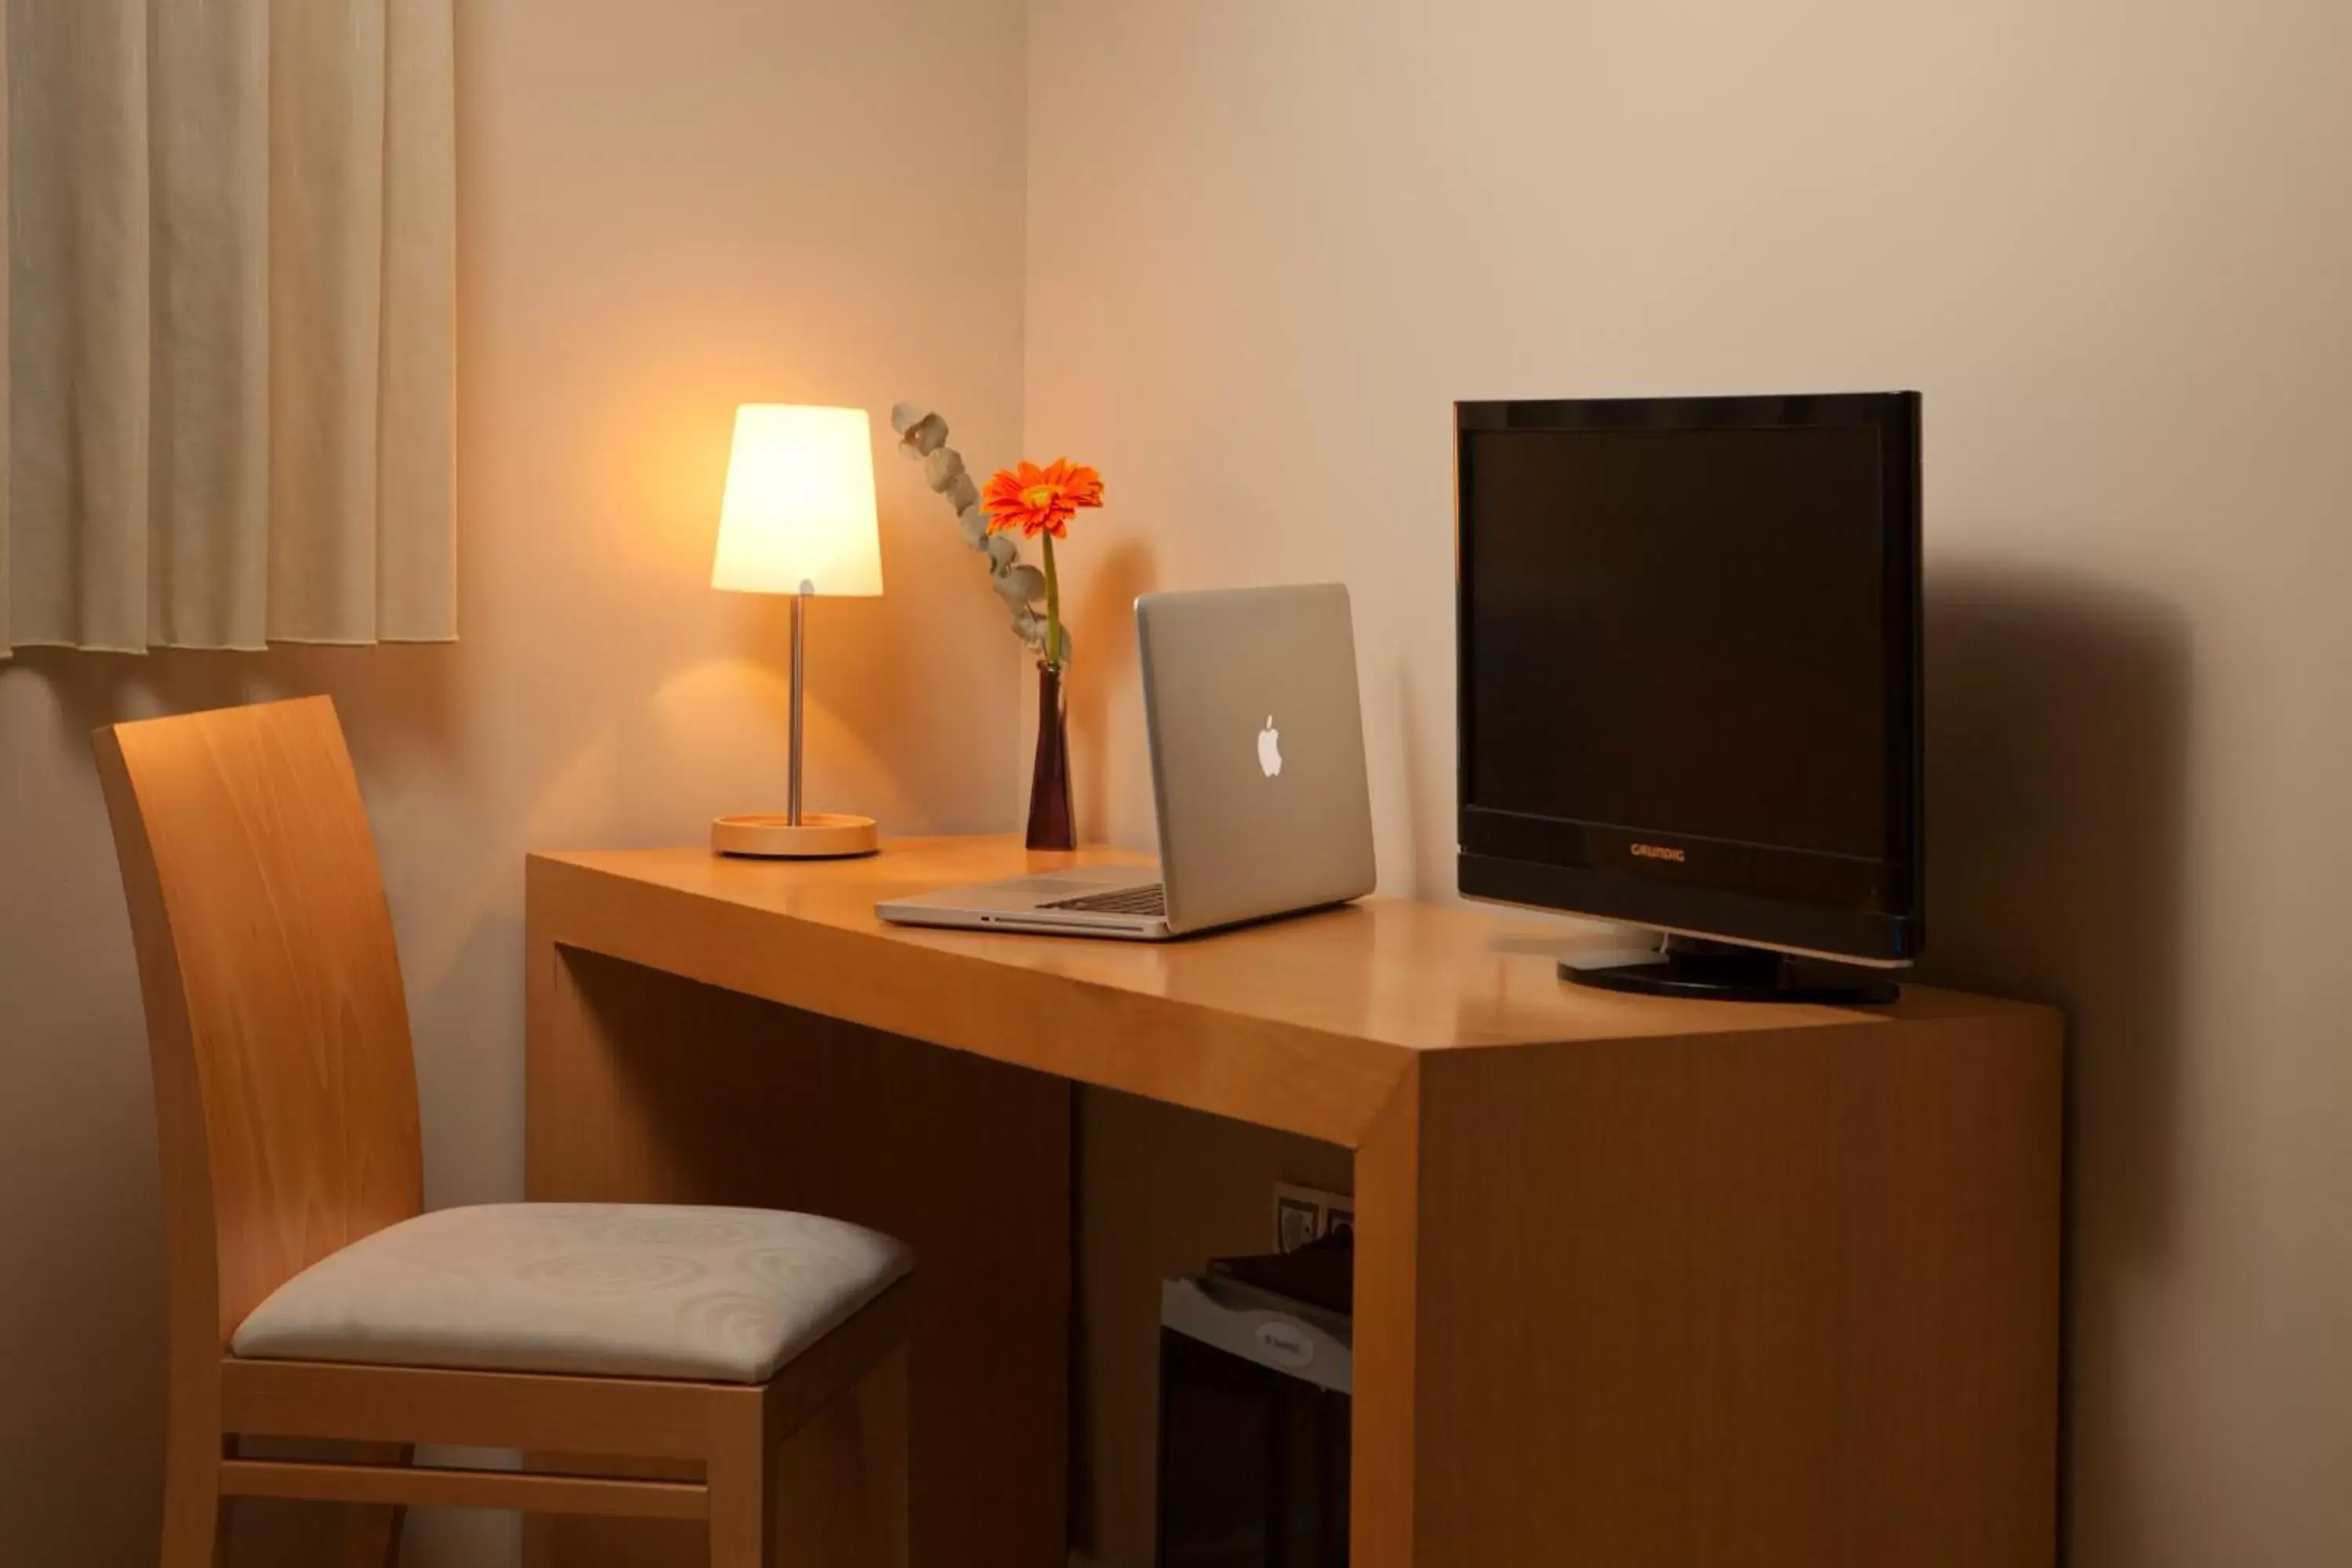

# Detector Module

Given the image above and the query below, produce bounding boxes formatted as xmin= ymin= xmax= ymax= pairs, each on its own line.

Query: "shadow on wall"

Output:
xmin=1915 ymin=557 xmax=2191 ymax=1568
xmin=1391 ymin=648 xmax=1450 ymax=898
xmin=15 ymin=641 xmax=459 ymax=771
xmin=1067 ymin=536 xmax=1158 ymax=845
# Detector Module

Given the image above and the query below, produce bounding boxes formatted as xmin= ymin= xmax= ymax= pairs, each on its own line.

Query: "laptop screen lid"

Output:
xmin=1136 ymin=584 xmax=1377 ymax=935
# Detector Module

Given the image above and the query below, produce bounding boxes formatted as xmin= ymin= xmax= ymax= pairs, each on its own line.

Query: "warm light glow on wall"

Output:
xmin=711 ymin=405 xmax=884 ymax=597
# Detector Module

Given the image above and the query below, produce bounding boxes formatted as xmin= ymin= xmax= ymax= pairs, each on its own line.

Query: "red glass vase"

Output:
xmin=1025 ymin=661 xmax=1076 ymax=851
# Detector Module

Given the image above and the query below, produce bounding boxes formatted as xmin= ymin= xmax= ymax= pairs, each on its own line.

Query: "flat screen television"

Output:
xmin=1454 ymin=393 xmax=1921 ymax=1003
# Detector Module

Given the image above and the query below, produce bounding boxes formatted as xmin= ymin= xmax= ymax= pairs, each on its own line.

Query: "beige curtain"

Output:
xmin=0 ymin=0 xmax=454 ymax=656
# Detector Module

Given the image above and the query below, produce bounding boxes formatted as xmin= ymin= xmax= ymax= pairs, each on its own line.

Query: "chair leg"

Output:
xmin=859 ymin=1344 xmax=911 ymax=1568
xmin=336 ymin=1443 xmax=412 ymax=1568
xmin=706 ymin=1393 xmax=774 ymax=1568
xmin=158 ymin=1426 xmax=226 ymax=1568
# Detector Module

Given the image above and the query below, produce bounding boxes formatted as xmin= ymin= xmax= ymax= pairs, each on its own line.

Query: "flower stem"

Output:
xmin=1041 ymin=532 xmax=1064 ymax=667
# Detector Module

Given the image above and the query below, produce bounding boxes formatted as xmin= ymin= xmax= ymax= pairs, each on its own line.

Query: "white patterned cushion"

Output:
xmin=230 ymin=1203 xmax=913 ymax=1385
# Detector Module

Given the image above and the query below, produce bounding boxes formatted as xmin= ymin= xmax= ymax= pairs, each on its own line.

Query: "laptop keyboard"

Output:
xmin=1040 ymin=883 xmax=1167 ymax=917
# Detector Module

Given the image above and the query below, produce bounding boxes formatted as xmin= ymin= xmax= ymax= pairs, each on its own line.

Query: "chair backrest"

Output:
xmin=93 ymin=695 xmax=423 ymax=1351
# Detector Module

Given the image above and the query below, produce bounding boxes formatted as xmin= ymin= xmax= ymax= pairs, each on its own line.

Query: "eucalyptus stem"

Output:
xmin=1041 ymin=532 xmax=1065 ymax=667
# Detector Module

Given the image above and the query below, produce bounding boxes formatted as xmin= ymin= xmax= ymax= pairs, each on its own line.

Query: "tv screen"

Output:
xmin=1456 ymin=394 xmax=1920 ymax=966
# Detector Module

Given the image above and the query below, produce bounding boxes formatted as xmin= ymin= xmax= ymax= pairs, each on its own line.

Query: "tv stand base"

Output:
xmin=1562 ymin=934 xmax=1900 ymax=1005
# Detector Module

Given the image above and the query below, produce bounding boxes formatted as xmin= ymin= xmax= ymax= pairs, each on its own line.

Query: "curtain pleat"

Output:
xmin=268 ymin=0 xmax=385 ymax=643
xmin=0 ymin=0 xmax=453 ymax=658
xmin=151 ymin=0 xmax=270 ymax=648
xmin=7 ymin=0 xmax=154 ymax=653
xmin=376 ymin=0 xmax=455 ymax=642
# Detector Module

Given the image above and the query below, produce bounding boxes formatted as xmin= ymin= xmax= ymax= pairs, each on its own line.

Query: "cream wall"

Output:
xmin=1029 ymin=2 xmax=2351 ymax=1565
xmin=0 ymin=1 xmax=1028 ymax=1561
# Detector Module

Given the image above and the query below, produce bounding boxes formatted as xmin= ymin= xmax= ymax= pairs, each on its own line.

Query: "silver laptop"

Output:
xmin=877 ymin=583 xmax=1377 ymax=940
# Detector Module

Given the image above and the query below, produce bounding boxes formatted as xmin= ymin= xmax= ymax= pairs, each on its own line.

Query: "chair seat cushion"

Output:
xmin=230 ymin=1203 xmax=913 ymax=1385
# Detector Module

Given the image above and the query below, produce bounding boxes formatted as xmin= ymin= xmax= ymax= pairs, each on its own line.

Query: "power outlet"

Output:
xmin=1272 ymin=1182 xmax=1355 ymax=1254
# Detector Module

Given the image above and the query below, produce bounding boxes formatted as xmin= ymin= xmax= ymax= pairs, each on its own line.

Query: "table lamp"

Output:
xmin=708 ymin=404 xmax=884 ymax=858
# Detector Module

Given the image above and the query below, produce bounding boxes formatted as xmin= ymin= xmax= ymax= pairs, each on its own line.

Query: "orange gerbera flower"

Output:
xmin=982 ymin=458 xmax=1105 ymax=539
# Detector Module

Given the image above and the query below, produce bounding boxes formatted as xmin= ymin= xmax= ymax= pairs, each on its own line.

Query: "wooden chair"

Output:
xmin=94 ymin=695 xmax=912 ymax=1567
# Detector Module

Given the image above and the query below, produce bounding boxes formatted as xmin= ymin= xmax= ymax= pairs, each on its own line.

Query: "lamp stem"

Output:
xmin=788 ymin=590 xmax=806 ymax=826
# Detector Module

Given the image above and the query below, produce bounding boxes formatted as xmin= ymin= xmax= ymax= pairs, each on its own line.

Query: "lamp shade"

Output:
xmin=711 ymin=405 xmax=884 ymax=597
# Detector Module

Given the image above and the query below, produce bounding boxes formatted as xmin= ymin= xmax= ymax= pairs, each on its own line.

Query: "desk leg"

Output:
xmin=524 ymin=935 xmax=1073 ymax=1568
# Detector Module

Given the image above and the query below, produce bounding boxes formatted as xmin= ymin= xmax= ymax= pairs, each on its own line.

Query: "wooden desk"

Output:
xmin=525 ymin=837 xmax=2061 ymax=1568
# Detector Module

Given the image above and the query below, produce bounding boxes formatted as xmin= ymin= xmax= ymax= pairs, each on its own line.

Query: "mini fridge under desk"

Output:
xmin=1156 ymin=1235 xmax=1354 ymax=1567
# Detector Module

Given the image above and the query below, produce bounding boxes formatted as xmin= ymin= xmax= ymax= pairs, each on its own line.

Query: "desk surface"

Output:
xmin=528 ymin=835 xmax=2041 ymax=1146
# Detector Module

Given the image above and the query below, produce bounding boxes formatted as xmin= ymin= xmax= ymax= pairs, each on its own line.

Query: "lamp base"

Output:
xmin=710 ymin=812 xmax=880 ymax=859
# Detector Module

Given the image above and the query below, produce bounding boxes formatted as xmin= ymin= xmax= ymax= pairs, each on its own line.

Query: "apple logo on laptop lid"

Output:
xmin=1258 ymin=716 xmax=1283 ymax=779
